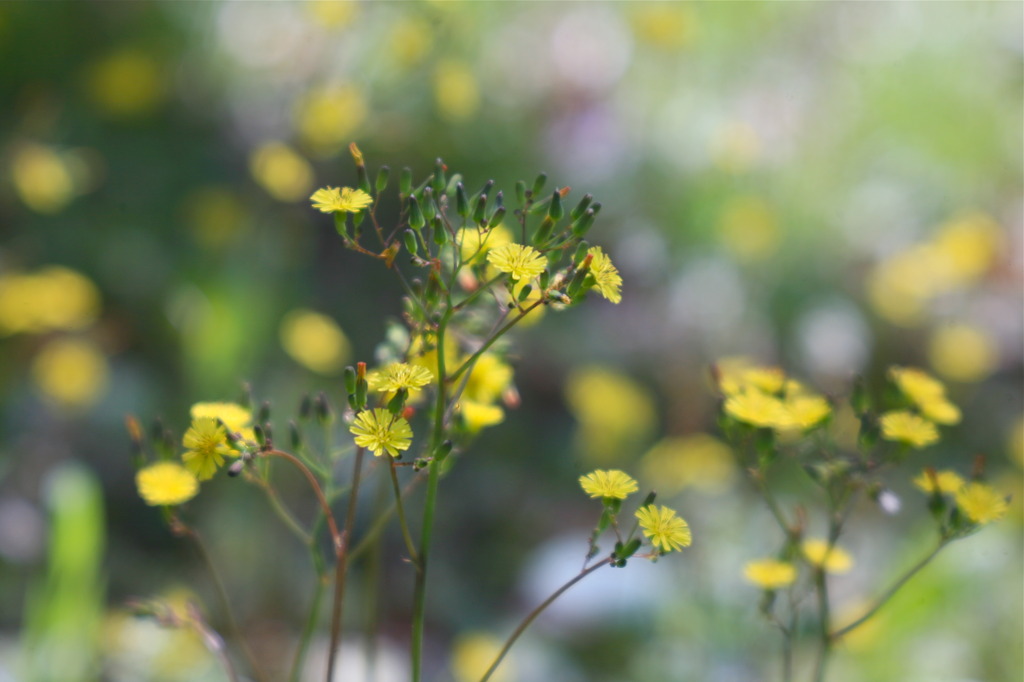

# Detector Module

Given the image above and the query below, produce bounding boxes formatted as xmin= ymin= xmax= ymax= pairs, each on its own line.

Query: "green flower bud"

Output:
xmin=344 ymin=367 xmax=357 ymax=394
xmin=531 ymin=172 xmax=547 ymax=196
xmin=422 ymin=187 xmax=437 ymax=220
xmin=375 ymin=165 xmax=390 ymax=193
xmin=473 ymin=193 xmax=488 ymax=225
xmin=573 ymin=240 xmax=591 ymax=266
xmin=408 ymin=195 xmax=425 ymax=230
xmin=533 ymin=216 xmax=555 ymax=245
xmin=570 ymin=193 xmax=593 ymax=220
xmin=356 ymin=165 xmax=371 ymax=194
xmin=547 ymin=190 xmax=564 ymax=220
xmin=399 ymin=167 xmax=413 ymax=198
xmin=289 ymin=420 xmax=302 ymax=449
xmin=387 ymin=388 xmax=408 ymax=415
xmin=456 ymin=182 xmax=469 ymax=217
xmin=432 ymin=158 xmax=446 ymax=193
xmin=299 ymin=394 xmax=313 ymax=420
xmin=515 ymin=180 xmax=527 ymax=204
xmin=432 ymin=215 xmax=448 ymax=246
xmin=434 ymin=439 xmax=453 ymax=462
xmin=571 ymin=208 xmax=595 ymax=237
xmin=258 ymin=400 xmax=271 ymax=424
xmin=333 ymin=212 xmax=350 ymax=240
xmin=404 ymin=229 xmax=419 ymax=255
xmin=488 ymin=205 xmax=506 ymax=228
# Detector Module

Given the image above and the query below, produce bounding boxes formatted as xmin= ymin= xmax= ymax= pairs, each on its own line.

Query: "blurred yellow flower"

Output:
xmin=879 ymin=410 xmax=939 ymax=449
xmin=451 ymin=632 xmax=510 ymax=682
xmin=629 ymin=4 xmax=695 ymax=50
xmin=11 ymin=143 xmax=77 ymax=214
xmin=0 ymin=266 xmax=100 ymax=336
xmin=369 ymin=362 xmax=434 ymax=392
xmin=889 ymin=366 xmax=945 ymax=404
xmin=912 ymin=469 xmax=965 ymax=495
xmin=434 ymin=60 xmax=480 ymax=122
xmin=931 ymin=212 xmax=1002 ymax=285
xmin=587 ymin=246 xmax=622 ymax=304
xmin=305 ymin=1 xmax=357 ymax=29
xmin=458 ymin=224 xmax=513 ymax=265
xmin=310 ymin=186 xmax=373 ymax=214
xmin=486 ymin=243 xmax=546 ymax=282
xmin=724 ymin=389 xmax=790 ymax=429
xmin=955 ymin=482 xmax=1008 ymax=524
xmin=350 ymin=409 xmax=413 ymax=457
xmin=714 ymin=358 xmax=785 ymax=396
xmin=191 ymin=402 xmax=253 ymax=441
xmin=280 ymin=309 xmax=350 ymax=375
xmin=635 ymin=504 xmax=692 ymax=553
xmin=866 ymin=250 xmax=936 ymax=327
xmin=743 ymin=558 xmax=797 ymax=589
xmin=184 ymin=187 xmax=248 ymax=250
xmin=136 ymin=462 xmax=199 ymax=506
xmin=566 ymin=366 xmax=656 ymax=464
xmin=640 ymin=434 xmax=736 ymax=494
xmin=295 ymin=86 xmax=367 ymax=154
xmin=802 ymin=539 xmax=852 ymax=574
xmin=917 ymin=398 xmax=961 ymax=426
xmin=181 ymin=418 xmax=233 ymax=481
xmin=782 ymin=395 xmax=832 ymax=431
xmin=388 ymin=16 xmax=434 ymax=68
xmin=578 ymin=469 xmax=638 ymax=500
xmin=87 ymin=49 xmax=164 ymax=118
xmin=463 ymin=353 xmax=513 ymax=405
xmin=928 ymin=323 xmax=998 ymax=383
xmin=31 ymin=338 xmax=109 ymax=408
xmin=249 ymin=142 xmax=314 ymax=202
xmin=718 ymin=195 xmax=779 ymax=263
xmin=459 ymin=400 xmax=504 ymax=433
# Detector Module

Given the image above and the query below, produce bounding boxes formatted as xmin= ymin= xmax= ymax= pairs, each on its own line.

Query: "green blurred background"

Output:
xmin=0 ymin=2 xmax=1021 ymax=681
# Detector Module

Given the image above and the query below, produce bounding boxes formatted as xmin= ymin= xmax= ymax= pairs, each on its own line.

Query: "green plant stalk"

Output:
xmin=448 ymin=299 xmax=544 ymax=383
xmin=811 ymin=567 xmax=831 ymax=682
xmin=830 ymin=540 xmax=946 ymax=641
xmin=288 ymin=574 xmax=327 ymax=682
xmin=411 ymin=307 xmax=452 ymax=682
xmin=479 ymin=557 xmax=613 ymax=682
xmin=388 ymin=455 xmax=420 ymax=562
xmin=363 ymin=472 xmax=389 ymax=682
xmin=326 ymin=447 xmax=366 ymax=682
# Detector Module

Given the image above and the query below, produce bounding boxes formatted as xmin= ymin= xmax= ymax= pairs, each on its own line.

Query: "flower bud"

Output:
xmin=422 ymin=187 xmax=437 ymax=220
xmin=570 ymin=193 xmax=593 ymax=221
xmin=375 ymin=165 xmax=390 ymax=193
xmin=456 ymin=182 xmax=469 ymax=217
xmin=253 ymin=423 xmax=266 ymax=447
xmin=387 ymin=388 xmax=408 ymax=415
xmin=573 ymin=240 xmax=590 ymax=266
xmin=344 ymin=367 xmax=357 ymax=394
xmin=408 ymin=195 xmax=425 ymax=230
xmin=289 ymin=420 xmax=302 ymax=449
xmin=399 ymin=167 xmax=413 ymax=198
xmin=571 ymin=208 xmax=595 ymax=238
xmin=315 ymin=392 xmax=333 ymax=424
xmin=533 ymin=216 xmax=555 ymax=245
xmin=473 ymin=193 xmax=488 ymax=225
xmin=488 ymin=205 xmax=506 ymax=228
xmin=434 ymin=439 xmax=453 ymax=462
xmin=547 ymin=190 xmax=564 ymax=221
xmin=299 ymin=394 xmax=313 ymax=420
xmin=356 ymin=164 xmax=371 ymax=194
xmin=228 ymin=459 xmax=246 ymax=477
xmin=515 ymin=180 xmax=527 ymax=204
xmin=432 ymin=158 xmax=446 ymax=193
xmin=432 ymin=216 xmax=448 ymax=245
xmin=404 ymin=229 xmax=420 ymax=256
xmin=258 ymin=400 xmax=271 ymax=424
xmin=531 ymin=172 xmax=547 ymax=196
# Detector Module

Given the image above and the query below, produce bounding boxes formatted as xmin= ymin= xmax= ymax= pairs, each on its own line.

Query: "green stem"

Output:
xmin=830 ymin=540 xmax=946 ymax=641
xmin=479 ymin=558 xmax=613 ymax=682
xmin=288 ymin=574 xmax=327 ymax=682
xmin=346 ymin=475 xmax=423 ymax=564
xmin=449 ymin=300 xmax=543 ymax=383
xmin=411 ymin=308 xmax=452 ymax=682
xmin=811 ymin=568 xmax=831 ymax=682
xmin=388 ymin=455 xmax=420 ymax=562
xmin=326 ymin=447 xmax=366 ymax=682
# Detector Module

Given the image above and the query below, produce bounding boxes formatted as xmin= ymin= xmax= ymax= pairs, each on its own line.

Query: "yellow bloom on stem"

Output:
xmin=912 ymin=469 xmax=965 ymax=495
xmin=369 ymin=362 xmax=434 ymax=392
xmin=889 ymin=366 xmax=945 ymax=404
xmin=586 ymin=246 xmax=622 ymax=304
xmin=136 ymin=462 xmax=199 ymax=506
xmin=191 ymin=402 xmax=251 ymax=432
xmin=349 ymin=408 xmax=413 ymax=457
xmin=310 ymin=186 xmax=373 ymax=214
xmin=917 ymin=398 xmax=961 ymax=426
xmin=743 ymin=558 xmax=797 ymax=589
xmin=578 ymin=469 xmax=638 ymax=500
xmin=459 ymin=400 xmax=504 ymax=433
xmin=463 ymin=353 xmax=513 ymax=405
xmin=486 ymin=243 xmax=546 ymax=282
xmin=802 ymin=539 xmax=853 ymax=574
xmin=955 ymin=482 xmax=1008 ymax=524
xmin=781 ymin=395 xmax=831 ymax=431
xmin=724 ymin=389 xmax=790 ymax=429
xmin=879 ymin=410 xmax=939 ymax=449
xmin=181 ymin=418 xmax=233 ymax=481
xmin=635 ymin=505 xmax=692 ymax=553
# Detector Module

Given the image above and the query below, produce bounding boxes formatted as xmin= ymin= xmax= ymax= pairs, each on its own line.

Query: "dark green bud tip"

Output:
xmin=570 ymin=193 xmax=593 ymax=220
xmin=315 ymin=392 xmax=332 ymax=423
xmin=432 ymin=216 xmax=448 ymax=245
xmin=488 ymin=205 xmax=506 ymax=228
xmin=356 ymin=165 xmax=371 ymax=194
xmin=375 ymin=166 xmax=390 ymax=193
xmin=258 ymin=400 xmax=271 ymax=424
xmin=289 ymin=420 xmax=302 ymax=449
xmin=253 ymin=423 xmax=266 ymax=446
xmin=387 ymin=388 xmax=408 ymax=415
xmin=571 ymin=208 xmax=595 ymax=237
xmin=456 ymin=182 xmax=469 ymax=217
xmin=641 ymin=491 xmax=657 ymax=507
xmin=548 ymin=190 xmax=564 ymax=220
xmin=531 ymin=172 xmax=547 ymax=196
xmin=299 ymin=394 xmax=313 ymax=420
xmin=517 ymin=284 xmax=533 ymax=303
xmin=399 ymin=167 xmax=413 ymax=197
xmin=408 ymin=195 xmax=425 ymax=230
xmin=515 ymin=180 xmax=527 ymax=204
xmin=473 ymin=194 xmax=488 ymax=225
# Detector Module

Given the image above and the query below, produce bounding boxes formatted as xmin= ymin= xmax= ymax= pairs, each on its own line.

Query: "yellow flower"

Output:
xmin=458 ymin=224 xmax=512 ymax=263
xmin=190 ymin=402 xmax=251 ymax=433
xmin=586 ymin=246 xmax=622 ymax=304
xmin=743 ymin=558 xmax=797 ymax=589
xmin=640 ymin=434 xmax=736 ymax=494
xmin=486 ymin=243 xmax=546 ymax=282
xmin=724 ymin=389 xmax=790 ymax=429
xmin=181 ymin=418 xmax=233 ymax=481
xmin=781 ymin=395 xmax=831 ymax=431
xmin=879 ymin=410 xmax=939 ymax=449
xmin=917 ymin=398 xmax=961 ymax=426
xmin=31 ymin=338 xmax=109 ymax=408
xmin=635 ymin=505 xmax=692 ymax=553
xmin=578 ymin=469 xmax=639 ymax=500
xmin=463 ymin=353 xmax=513 ymax=405
xmin=928 ymin=323 xmax=997 ymax=383
xmin=136 ymin=462 xmax=199 ymax=506
xmin=459 ymin=400 xmax=504 ymax=433
xmin=280 ymin=309 xmax=350 ymax=375
xmin=349 ymin=408 xmax=413 ymax=457
xmin=954 ymin=482 xmax=1008 ymax=524
xmin=889 ymin=366 xmax=946 ymax=404
xmin=249 ymin=142 xmax=313 ymax=202
xmin=451 ymin=632 xmax=511 ymax=682
xmin=802 ymin=539 xmax=853 ymax=574
xmin=912 ymin=469 xmax=965 ymax=495
xmin=369 ymin=362 xmax=434 ymax=392
xmin=310 ymin=186 xmax=373 ymax=214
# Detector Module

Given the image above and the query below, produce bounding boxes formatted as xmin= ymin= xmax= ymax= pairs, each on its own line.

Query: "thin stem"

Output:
xmin=388 ymin=455 xmax=420 ymax=562
xmin=479 ymin=558 xmax=613 ymax=682
xmin=255 ymin=476 xmax=312 ymax=545
xmin=830 ymin=540 xmax=946 ymax=641
xmin=448 ymin=299 xmax=543 ymax=383
xmin=288 ymin=574 xmax=328 ymax=682
xmin=811 ymin=568 xmax=831 ymax=682
xmin=264 ymin=449 xmax=342 ymax=550
xmin=326 ymin=447 xmax=366 ymax=682
xmin=346 ymin=475 xmax=423 ymax=564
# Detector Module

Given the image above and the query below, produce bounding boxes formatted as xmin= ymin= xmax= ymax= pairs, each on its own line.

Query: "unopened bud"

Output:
xmin=375 ymin=165 xmax=390 ymax=193
xmin=570 ymin=193 xmax=593 ymax=221
xmin=547 ymin=190 xmax=564 ymax=220
xmin=473 ymin=193 xmax=488 ymax=225
xmin=399 ymin=167 xmax=413 ymax=198
xmin=289 ymin=420 xmax=302 ymax=449
xmin=571 ymin=208 xmax=595 ymax=237
xmin=456 ymin=182 xmax=469 ymax=217
xmin=315 ymin=392 xmax=333 ymax=423
xmin=408 ymin=195 xmax=425 ymax=230
xmin=432 ymin=216 xmax=448 ymax=246
xmin=422 ymin=187 xmax=436 ymax=220
xmin=432 ymin=158 xmax=447 ymax=193
xmin=258 ymin=400 xmax=271 ymax=424
xmin=531 ymin=172 xmax=547 ymax=196
xmin=299 ymin=394 xmax=313 ymax=420
xmin=515 ymin=180 xmax=527 ymax=204
xmin=488 ymin=205 xmax=506 ymax=228
xmin=228 ymin=460 xmax=246 ymax=477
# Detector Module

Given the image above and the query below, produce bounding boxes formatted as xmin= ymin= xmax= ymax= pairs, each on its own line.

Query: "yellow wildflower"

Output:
xmin=889 ymin=366 xmax=945 ymax=404
xmin=879 ymin=410 xmax=939 ymax=449
xmin=955 ymin=482 xmax=1008 ymax=524
xmin=640 ymin=434 xmax=736 ymax=494
xmin=369 ymin=362 xmax=434 ymax=392
xmin=724 ymin=389 xmax=790 ymax=429
xmin=463 ymin=353 xmax=513 ymax=405
xmin=928 ymin=323 xmax=997 ymax=383
xmin=31 ymin=338 xmax=109 ymax=408
xmin=714 ymin=358 xmax=785 ymax=396
xmin=578 ymin=469 xmax=639 ymax=500
xmin=191 ymin=402 xmax=251 ymax=433
xmin=459 ymin=400 xmax=504 ymax=433
xmin=743 ymin=558 xmax=797 ymax=589
xmin=782 ymin=395 xmax=831 ymax=431
xmin=349 ymin=408 xmax=413 ymax=457
xmin=802 ymin=539 xmax=853 ymax=574
xmin=181 ymin=418 xmax=233 ymax=481
xmin=458 ymin=224 xmax=512 ymax=263
xmin=912 ymin=469 xmax=965 ymax=495
xmin=586 ymin=246 xmax=622 ymax=304
xmin=486 ymin=243 xmax=546 ymax=282
xmin=280 ymin=309 xmax=350 ymax=375
xmin=310 ymin=186 xmax=373 ymax=214
xmin=136 ymin=462 xmax=199 ymax=506
xmin=635 ymin=505 xmax=692 ymax=553
xmin=918 ymin=398 xmax=961 ymax=425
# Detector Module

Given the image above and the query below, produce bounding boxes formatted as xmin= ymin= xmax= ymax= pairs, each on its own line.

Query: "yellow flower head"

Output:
xmin=918 ymin=398 xmax=961 ymax=426
xmin=714 ymin=358 xmax=786 ymax=396
xmin=724 ymin=389 xmax=791 ymax=429
xmin=349 ymin=408 xmax=413 ymax=457
xmin=635 ymin=504 xmax=692 ymax=553
xmin=954 ymin=482 xmax=1009 ymax=525
xmin=912 ymin=469 xmax=965 ymax=495
xmin=743 ymin=558 xmax=797 ymax=589
xmin=136 ymin=462 xmax=199 ymax=506
xmin=486 ymin=243 xmax=547 ymax=282
xmin=458 ymin=224 xmax=513 ymax=264
xmin=586 ymin=246 xmax=622 ymax=304
xmin=280 ymin=309 xmax=350 ymax=375
xmin=879 ymin=410 xmax=939 ymax=449
xmin=191 ymin=402 xmax=252 ymax=433
xmin=889 ymin=366 xmax=946 ymax=404
xmin=310 ymin=186 xmax=373 ymax=214
xmin=781 ymin=395 xmax=832 ymax=431
xmin=369 ymin=362 xmax=434 ymax=392
xmin=459 ymin=400 xmax=505 ymax=433
xmin=578 ymin=469 xmax=639 ymax=500
xmin=463 ymin=353 xmax=513 ymax=405
xmin=181 ymin=418 xmax=234 ymax=481
xmin=802 ymin=539 xmax=853 ymax=574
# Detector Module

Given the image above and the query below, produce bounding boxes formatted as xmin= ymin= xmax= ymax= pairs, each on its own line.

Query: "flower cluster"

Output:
xmin=717 ymin=358 xmax=831 ymax=433
xmin=914 ymin=468 xmax=1008 ymax=525
xmin=878 ymin=367 xmax=959 ymax=449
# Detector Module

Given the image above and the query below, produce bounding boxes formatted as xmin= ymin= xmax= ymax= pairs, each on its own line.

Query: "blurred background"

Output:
xmin=0 ymin=2 xmax=1021 ymax=681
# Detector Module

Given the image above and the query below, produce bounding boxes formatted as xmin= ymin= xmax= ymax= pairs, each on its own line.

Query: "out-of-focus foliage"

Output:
xmin=0 ymin=2 xmax=1020 ymax=681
